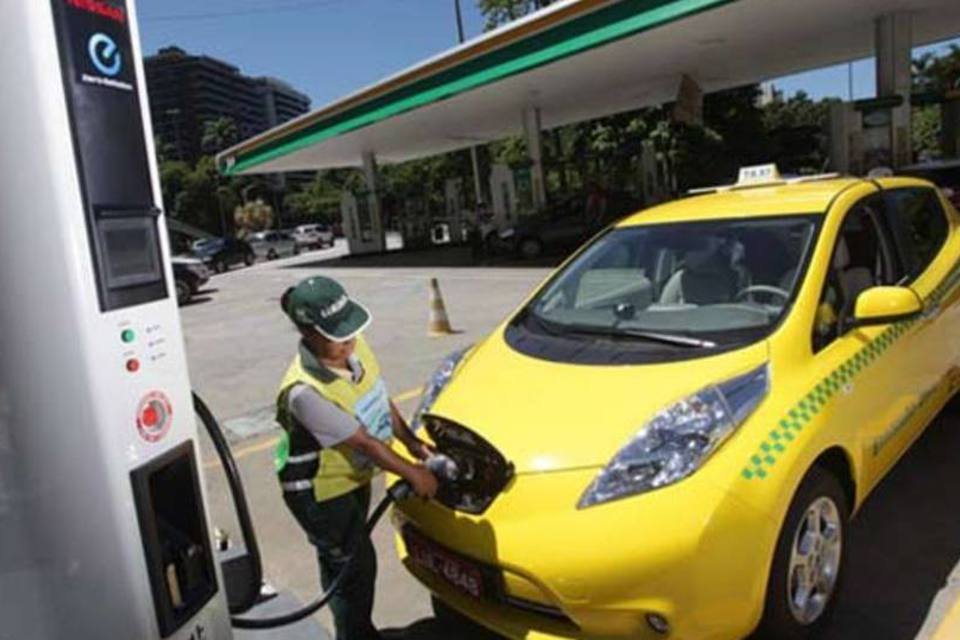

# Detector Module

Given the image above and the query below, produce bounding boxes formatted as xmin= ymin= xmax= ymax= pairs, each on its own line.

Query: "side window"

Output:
xmin=884 ymin=188 xmax=949 ymax=282
xmin=813 ymin=196 xmax=900 ymax=351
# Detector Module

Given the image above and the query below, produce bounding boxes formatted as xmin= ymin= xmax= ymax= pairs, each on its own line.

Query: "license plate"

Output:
xmin=404 ymin=528 xmax=487 ymax=599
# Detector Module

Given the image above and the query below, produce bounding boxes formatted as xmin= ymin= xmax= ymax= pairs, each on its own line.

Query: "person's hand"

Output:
xmin=407 ymin=465 xmax=439 ymax=499
xmin=406 ymin=438 xmax=435 ymax=461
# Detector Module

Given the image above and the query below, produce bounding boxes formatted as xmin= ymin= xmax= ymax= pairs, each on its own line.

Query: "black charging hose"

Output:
xmin=193 ymin=392 xmax=263 ymax=614
xmin=192 ymin=391 xmax=410 ymax=630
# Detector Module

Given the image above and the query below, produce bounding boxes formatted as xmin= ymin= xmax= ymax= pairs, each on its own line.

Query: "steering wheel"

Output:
xmin=735 ymin=285 xmax=790 ymax=304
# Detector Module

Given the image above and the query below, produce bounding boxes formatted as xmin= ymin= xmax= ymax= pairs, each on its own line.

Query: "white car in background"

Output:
xmin=292 ymin=223 xmax=334 ymax=249
xmin=248 ymin=230 xmax=299 ymax=261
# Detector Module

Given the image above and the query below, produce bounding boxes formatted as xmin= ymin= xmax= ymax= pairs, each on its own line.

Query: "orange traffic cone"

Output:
xmin=428 ymin=278 xmax=456 ymax=336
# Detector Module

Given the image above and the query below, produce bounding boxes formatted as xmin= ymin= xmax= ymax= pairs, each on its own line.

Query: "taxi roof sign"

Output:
xmin=687 ymin=164 xmax=841 ymax=196
xmin=737 ymin=164 xmax=783 ymax=185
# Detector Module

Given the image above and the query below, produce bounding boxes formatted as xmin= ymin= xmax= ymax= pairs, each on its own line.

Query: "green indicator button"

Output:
xmin=121 ymin=329 xmax=136 ymax=344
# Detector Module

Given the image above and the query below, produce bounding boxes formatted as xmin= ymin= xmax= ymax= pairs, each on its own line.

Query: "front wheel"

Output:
xmin=753 ymin=466 xmax=848 ymax=639
xmin=174 ymin=278 xmax=191 ymax=305
xmin=243 ymin=251 xmax=256 ymax=266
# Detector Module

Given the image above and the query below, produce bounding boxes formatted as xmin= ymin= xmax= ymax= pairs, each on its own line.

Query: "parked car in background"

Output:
xmin=497 ymin=191 xmax=641 ymax=259
xmin=191 ymin=237 xmax=255 ymax=273
xmin=292 ymin=223 xmax=334 ymax=249
xmin=248 ymin=230 xmax=299 ymax=260
xmin=171 ymin=255 xmax=210 ymax=305
xmin=901 ymin=159 xmax=960 ymax=209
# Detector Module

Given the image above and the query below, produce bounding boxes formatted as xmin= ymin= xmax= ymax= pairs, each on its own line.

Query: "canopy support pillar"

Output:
xmin=874 ymin=11 xmax=913 ymax=168
xmin=522 ymin=106 xmax=547 ymax=209
xmin=341 ymin=152 xmax=386 ymax=255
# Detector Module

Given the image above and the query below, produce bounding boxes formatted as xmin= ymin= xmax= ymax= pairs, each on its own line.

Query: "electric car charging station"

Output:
xmin=0 ymin=1 xmax=233 ymax=638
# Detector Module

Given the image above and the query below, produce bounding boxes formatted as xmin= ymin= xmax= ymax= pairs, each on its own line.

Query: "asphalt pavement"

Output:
xmin=182 ymin=241 xmax=960 ymax=640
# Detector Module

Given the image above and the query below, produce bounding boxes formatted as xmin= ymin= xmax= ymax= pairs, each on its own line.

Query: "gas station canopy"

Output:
xmin=218 ymin=0 xmax=960 ymax=176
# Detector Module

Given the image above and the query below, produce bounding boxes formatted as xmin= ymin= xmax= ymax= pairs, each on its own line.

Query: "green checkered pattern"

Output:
xmin=741 ymin=259 xmax=960 ymax=481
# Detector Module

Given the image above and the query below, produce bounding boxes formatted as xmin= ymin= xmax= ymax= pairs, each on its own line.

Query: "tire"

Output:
xmin=519 ymin=237 xmax=543 ymax=260
xmin=243 ymin=251 xmax=256 ymax=266
xmin=267 ymin=248 xmax=278 ymax=260
xmin=174 ymin=278 xmax=191 ymax=306
xmin=753 ymin=466 xmax=849 ymax=640
xmin=293 ymin=245 xmax=301 ymax=256
xmin=213 ymin=258 xmax=227 ymax=274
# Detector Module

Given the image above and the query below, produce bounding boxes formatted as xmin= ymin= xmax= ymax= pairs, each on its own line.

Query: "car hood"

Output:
xmin=428 ymin=329 xmax=769 ymax=474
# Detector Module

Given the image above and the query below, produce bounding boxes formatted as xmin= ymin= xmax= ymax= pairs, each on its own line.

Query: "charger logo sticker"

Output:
xmin=88 ymin=33 xmax=121 ymax=76
xmin=137 ymin=391 xmax=173 ymax=443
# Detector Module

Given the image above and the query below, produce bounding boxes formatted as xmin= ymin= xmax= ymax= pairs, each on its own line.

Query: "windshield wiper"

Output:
xmin=564 ymin=323 xmax=717 ymax=348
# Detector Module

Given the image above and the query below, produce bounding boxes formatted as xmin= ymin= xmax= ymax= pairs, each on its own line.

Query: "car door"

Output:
xmin=875 ymin=186 xmax=960 ymax=456
xmin=808 ymin=193 xmax=917 ymax=493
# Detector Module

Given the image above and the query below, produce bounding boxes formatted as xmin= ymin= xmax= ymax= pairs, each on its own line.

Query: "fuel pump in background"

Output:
xmin=0 ymin=1 xmax=231 ymax=638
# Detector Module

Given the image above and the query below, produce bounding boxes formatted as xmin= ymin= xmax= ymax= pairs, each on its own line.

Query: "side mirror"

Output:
xmin=852 ymin=286 xmax=922 ymax=327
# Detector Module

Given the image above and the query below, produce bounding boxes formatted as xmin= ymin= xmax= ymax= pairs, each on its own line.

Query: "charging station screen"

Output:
xmin=99 ymin=219 xmax=162 ymax=288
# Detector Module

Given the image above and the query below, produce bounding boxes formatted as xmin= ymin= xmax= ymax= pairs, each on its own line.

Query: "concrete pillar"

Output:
xmin=342 ymin=152 xmax=385 ymax=255
xmin=875 ymin=12 xmax=913 ymax=167
xmin=522 ymin=106 xmax=547 ymax=209
xmin=829 ymin=102 xmax=863 ymax=175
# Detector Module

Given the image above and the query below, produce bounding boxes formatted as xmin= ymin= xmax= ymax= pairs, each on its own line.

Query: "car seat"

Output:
xmin=659 ymin=244 xmax=740 ymax=305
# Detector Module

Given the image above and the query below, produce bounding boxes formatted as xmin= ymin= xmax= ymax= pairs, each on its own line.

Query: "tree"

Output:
xmin=234 ymin=199 xmax=275 ymax=235
xmin=201 ymin=117 xmax=240 ymax=155
xmin=913 ymin=45 xmax=960 ymax=93
xmin=174 ymin=156 xmax=223 ymax=233
xmin=761 ymin=90 xmax=836 ymax=173
xmin=158 ymin=159 xmax=191 ymax=216
xmin=913 ymin=105 xmax=942 ymax=160
xmin=476 ymin=0 xmax=549 ymax=30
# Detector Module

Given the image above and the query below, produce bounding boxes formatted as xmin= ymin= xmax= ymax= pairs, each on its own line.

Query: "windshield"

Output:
xmin=518 ymin=215 xmax=819 ymax=355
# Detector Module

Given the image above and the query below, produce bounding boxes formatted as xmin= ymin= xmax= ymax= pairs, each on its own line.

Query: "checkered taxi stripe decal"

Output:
xmin=741 ymin=260 xmax=960 ymax=481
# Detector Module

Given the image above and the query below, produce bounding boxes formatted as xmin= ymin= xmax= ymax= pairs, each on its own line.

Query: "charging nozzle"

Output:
xmin=425 ymin=453 xmax=460 ymax=482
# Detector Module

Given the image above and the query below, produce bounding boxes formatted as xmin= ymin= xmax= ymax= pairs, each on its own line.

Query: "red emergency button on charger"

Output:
xmin=126 ymin=358 xmax=140 ymax=373
xmin=141 ymin=405 xmax=159 ymax=427
xmin=136 ymin=392 xmax=173 ymax=443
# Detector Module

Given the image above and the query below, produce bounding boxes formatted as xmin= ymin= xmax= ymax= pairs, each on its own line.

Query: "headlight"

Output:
xmin=498 ymin=228 xmax=515 ymax=239
xmin=410 ymin=348 xmax=470 ymax=431
xmin=578 ymin=364 xmax=769 ymax=509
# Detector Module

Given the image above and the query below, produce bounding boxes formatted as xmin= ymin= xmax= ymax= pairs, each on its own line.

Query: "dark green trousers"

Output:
xmin=284 ymin=484 xmax=378 ymax=640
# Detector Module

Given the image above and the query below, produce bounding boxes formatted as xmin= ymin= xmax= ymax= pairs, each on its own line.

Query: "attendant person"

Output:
xmin=274 ymin=276 xmax=437 ymax=640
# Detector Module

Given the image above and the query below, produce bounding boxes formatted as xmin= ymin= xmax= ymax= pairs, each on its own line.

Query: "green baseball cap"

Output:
xmin=282 ymin=276 xmax=371 ymax=342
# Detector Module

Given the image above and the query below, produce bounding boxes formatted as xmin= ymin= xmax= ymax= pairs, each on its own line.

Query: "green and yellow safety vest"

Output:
xmin=274 ymin=335 xmax=393 ymax=502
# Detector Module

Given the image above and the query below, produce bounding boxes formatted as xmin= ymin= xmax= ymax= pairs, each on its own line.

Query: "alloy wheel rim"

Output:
xmin=787 ymin=495 xmax=842 ymax=625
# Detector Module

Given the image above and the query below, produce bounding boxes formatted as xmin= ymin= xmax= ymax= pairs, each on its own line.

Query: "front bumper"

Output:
xmin=394 ymin=467 xmax=777 ymax=640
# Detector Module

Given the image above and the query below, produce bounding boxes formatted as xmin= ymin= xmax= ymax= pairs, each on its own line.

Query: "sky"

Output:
xmin=136 ymin=0 xmax=960 ymax=110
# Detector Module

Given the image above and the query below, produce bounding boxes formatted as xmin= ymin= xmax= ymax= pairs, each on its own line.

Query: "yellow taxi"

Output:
xmin=393 ymin=166 xmax=960 ymax=640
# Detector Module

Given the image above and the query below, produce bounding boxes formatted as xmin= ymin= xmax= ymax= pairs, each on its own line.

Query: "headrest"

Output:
xmin=685 ymin=246 xmax=723 ymax=272
xmin=834 ymin=238 xmax=851 ymax=270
